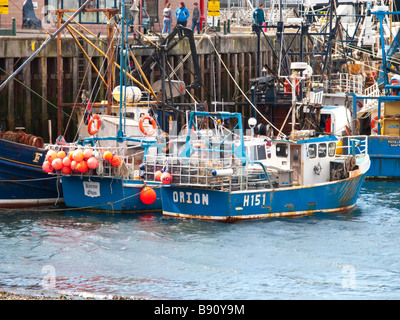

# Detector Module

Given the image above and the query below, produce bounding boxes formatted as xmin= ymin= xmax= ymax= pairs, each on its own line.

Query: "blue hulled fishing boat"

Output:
xmin=0 ymin=135 xmax=62 ymax=208
xmin=153 ymin=111 xmax=370 ymax=221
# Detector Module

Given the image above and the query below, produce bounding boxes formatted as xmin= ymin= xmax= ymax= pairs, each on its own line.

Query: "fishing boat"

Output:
xmin=147 ymin=110 xmax=370 ymax=221
xmin=305 ymin=6 xmax=400 ymax=179
xmin=0 ymin=1 xmax=98 ymax=208
xmin=346 ymin=8 xmax=400 ymax=179
xmin=40 ymin=0 xmax=205 ymax=213
xmin=0 ymin=131 xmax=62 ymax=208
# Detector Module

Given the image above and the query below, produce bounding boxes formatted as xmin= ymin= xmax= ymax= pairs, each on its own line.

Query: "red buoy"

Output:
xmin=155 ymin=170 xmax=163 ymax=181
xmin=61 ymin=166 xmax=72 ymax=175
xmin=46 ymin=150 xmax=57 ymax=163
xmin=62 ymin=156 xmax=71 ymax=167
xmin=70 ymin=160 xmax=78 ymax=172
xmin=140 ymin=187 xmax=157 ymax=204
xmin=52 ymin=158 xmax=63 ymax=170
xmin=161 ymin=171 xmax=172 ymax=184
xmin=57 ymin=150 xmax=66 ymax=159
xmin=73 ymin=150 xmax=84 ymax=162
xmin=83 ymin=149 xmax=93 ymax=159
xmin=111 ymin=155 xmax=121 ymax=167
xmin=42 ymin=160 xmax=54 ymax=173
xmin=87 ymin=157 xmax=99 ymax=169
xmin=77 ymin=160 xmax=88 ymax=173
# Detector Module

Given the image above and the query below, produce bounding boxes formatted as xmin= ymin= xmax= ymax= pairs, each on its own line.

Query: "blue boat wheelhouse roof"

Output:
xmin=271 ymin=135 xmax=339 ymax=145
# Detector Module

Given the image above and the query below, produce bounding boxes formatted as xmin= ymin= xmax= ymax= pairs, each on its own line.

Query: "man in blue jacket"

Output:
xmin=253 ymin=3 xmax=265 ymax=26
xmin=175 ymin=2 xmax=190 ymax=27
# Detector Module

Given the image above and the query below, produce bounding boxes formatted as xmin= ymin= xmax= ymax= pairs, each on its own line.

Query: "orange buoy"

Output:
xmin=70 ymin=160 xmax=78 ymax=172
xmin=73 ymin=150 xmax=84 ymax=162
xmin=140 ymin=187 xmax=157 ymax=204
xmin=52 ymin=158 xmax=63 ymax=170
xmin=161 ymin=171 xmax=172 ymax=184
xmin=83 ymin=149 xmax=93 ymax=159
xmin=57 ymin=150 xmax=66 ymax=159
xmin=87 ymin=157 xmax=99 ymax=169
xmin=62 ymin=157 xmax=71 ymax=167
xmin=104 ymin=151 xmax=113 ymax=162
xmin=42 ymin=160 xmax=54 ymax=173
xmin=111 ymin=155 xmax=121 ymax=167
xmin=46 ymin=150 xmax=58 ymax=163
xmin=155 ymin=170 xmax=163 ymax=181
xmin=77 ymin=161 xmax=88 ymax=173
xmin=61 ymin=166 xmax=72 ymax=175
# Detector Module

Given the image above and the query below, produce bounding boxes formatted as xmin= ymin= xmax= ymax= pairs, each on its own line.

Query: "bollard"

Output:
xmin=228 ymin=19 xmax=231 ymax=33
xmin=217 ymin=20 xmax=220 ymax=32
xmin=223 ymin=21 xmax=227 ymax=35
xmin=12 ymin=17 xmax=16 ymax=36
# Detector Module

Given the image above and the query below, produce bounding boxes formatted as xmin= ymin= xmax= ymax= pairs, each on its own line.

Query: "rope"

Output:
xmin=0 ymin=183 xmax=162 ymax=213
xmin=204 ymin=33 xmax=285 ymax=138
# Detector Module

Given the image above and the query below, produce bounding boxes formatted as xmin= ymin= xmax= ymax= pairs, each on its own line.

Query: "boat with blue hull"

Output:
xmin=152 ymin=111 xmax=370 ymax=221
xmin=60 ymin=171 xmax=161 ymax=212
xmin=322 ymin=9 xmax=400 ymax=179
xmin=161 ymin=174 xmax=366 ymax=220
xmin=0 ymin=2 xmax=99 ymax=208
xmin=0 ymin=133 xmax=62 ymax=208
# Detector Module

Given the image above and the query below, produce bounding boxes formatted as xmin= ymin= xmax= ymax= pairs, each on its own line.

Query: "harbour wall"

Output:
xmin=0 ymin=32 xmax=277 ymax=141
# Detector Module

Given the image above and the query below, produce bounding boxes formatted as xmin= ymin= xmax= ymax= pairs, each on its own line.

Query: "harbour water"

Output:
xmin=1 ymin=180 xmax=400 ymax=300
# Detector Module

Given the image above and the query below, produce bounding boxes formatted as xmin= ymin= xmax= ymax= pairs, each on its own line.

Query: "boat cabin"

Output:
xmin=269 ymin=136 xmax=338 ymax=186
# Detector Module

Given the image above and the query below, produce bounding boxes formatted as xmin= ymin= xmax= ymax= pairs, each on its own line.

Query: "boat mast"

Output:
xmin=118 ymin=0 xmax=128 ymax=140
xmin=0 ymin=0 xmax=95 ymax=92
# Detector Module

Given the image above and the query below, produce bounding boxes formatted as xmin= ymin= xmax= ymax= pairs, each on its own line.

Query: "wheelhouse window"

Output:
xmin=318 ymin=143 xmax=327 ymax=158
xmin=308 ymin=144 xmax=316 ymax=159
xmin=276 ymin=143 xmax=288 ymax=158
xmin=328 ymin=142 xmax=336 ymax=156
xmin=292 ymin=148 xmax=299 ymax=161
xmin=247 ymin=145 xmax=266 ymax=161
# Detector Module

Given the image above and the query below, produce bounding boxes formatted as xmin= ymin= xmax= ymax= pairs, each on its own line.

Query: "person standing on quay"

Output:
xmin=175 ymin=2 xmax=189 ymax=27
xmin=191 ymin=2 xmax=201 ymax=34
xmin=253 ymin=3 xmax=265 ymax=26
xmin=162 ymin=3 xmax=173 ymax=34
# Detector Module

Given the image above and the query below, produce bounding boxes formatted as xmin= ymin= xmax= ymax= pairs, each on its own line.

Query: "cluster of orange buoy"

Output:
xmin=42 ymin=149 xmax=122 ymax=174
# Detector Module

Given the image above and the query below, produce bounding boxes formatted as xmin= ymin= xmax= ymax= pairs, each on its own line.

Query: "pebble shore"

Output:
xmin=0 ymin=291 xmax=69 ymax=300
xmin=0 ymin=290 xmax=142 ymax=300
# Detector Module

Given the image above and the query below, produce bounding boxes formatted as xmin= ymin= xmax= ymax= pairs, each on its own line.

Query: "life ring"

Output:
xmin=158 ymin=131 xmax=170 ymax=153
xmin=88 ymin=114 xmax=101 ymax=135
xmin=371 ymin=116 xmax=383 ymax=133
xmin=139 ymin=115 xmax=157 ymax=136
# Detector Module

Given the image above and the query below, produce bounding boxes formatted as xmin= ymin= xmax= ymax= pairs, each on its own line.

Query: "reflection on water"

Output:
xmin=1 ymin=181 xmax=400 ymax=299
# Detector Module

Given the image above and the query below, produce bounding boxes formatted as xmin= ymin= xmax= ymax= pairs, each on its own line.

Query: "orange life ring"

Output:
xmin=139 ymin=115 xmax=157 ymax=136
xmin=88 ymin=114 xmax=101 ymax=135
xmin=371 ymin=115 xmax=383 ymax=133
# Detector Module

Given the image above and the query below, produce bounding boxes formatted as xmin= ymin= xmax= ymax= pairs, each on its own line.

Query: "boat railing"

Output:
xmin=144 ymin=155 xmax=292 ymax=192
xmin=363 ymin=83 xmax=380 ymax=110
xmin=337 ymin=135 xmax=369 ymax=157
xmin=328 ymin=73 xmax=363 ymax=94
